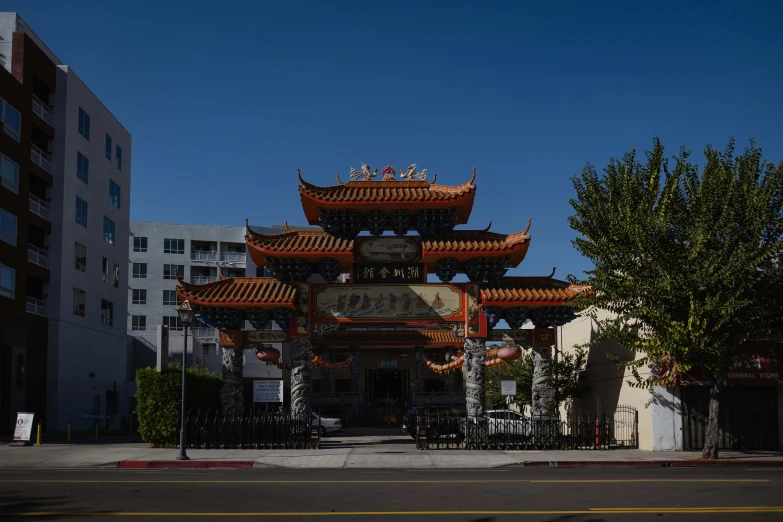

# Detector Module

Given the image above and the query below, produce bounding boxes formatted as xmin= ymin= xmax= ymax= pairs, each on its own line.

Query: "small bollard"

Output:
xmin=35 ymin=421 xmax=42 ymax=446
xmin=67 ymin=421 xmax=72 ymax=442
xmin=95 ymin=420 xmax=99 ymax=440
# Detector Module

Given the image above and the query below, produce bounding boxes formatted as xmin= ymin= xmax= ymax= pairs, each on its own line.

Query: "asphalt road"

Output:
xmin=1 ymin=467 xmax=782 ymax=521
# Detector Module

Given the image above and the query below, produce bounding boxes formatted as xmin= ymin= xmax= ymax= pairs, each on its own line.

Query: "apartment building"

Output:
xmin=0 ymin=13 xmax=132 ymax=432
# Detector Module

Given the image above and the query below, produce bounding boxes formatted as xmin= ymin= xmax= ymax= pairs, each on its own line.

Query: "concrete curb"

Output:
xmin=118 ymin=460 xmax=254 ymax=469
xmin=521 ymin=460 xmax=783 ymax=468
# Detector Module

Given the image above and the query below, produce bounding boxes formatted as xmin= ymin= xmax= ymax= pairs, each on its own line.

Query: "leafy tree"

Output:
xmin=569 ymin=138 xmax=783 ymax=458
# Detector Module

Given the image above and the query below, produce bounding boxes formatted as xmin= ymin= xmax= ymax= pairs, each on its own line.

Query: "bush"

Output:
xmin=135 ymin=363 xmax=222 ymax=447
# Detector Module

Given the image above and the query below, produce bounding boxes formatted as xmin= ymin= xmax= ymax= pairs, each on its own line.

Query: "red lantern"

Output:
xmin=497 ymin=345 xmax=521 ymax=361
xmin=256 ymin=347 xmax=281 ymax=362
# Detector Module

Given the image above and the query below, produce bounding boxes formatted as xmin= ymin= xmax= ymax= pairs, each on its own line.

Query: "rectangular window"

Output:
xmin=75 ymin=197 xmax=88 ymax=228
xmin=133 ymin=236 xmax=147 ymax=252
xmin=105 ymin=134 xmax=112 ymax=160
xmin=0 ymin=153 xmax=19 ymax=193
xmin=103 ymin=216 xmax=115 ymax=244
xmin=132 ymin=289 xmax=147 ymax=304
xmin=131 ymin=315 xmax=146 ymax=331
xmin=163 ymin=264 xmax=184 ymax=280
xmin=163 ymin=315 xmax=183 ymax=331
xmin=72 ymin=288 xmax=86 ymax=317
xmin=0 ymin=263 xmax=15 ymax=299
xmin=0 ymin=209 xmax=17 ymax=246
xmin=100 ymin=299 xmax=114 ymax=326
xmin=163 ymin=238 xmax=185 ymax=254
xmin=113 ymin=263 xmax=120 ymax=288
xmin=115 ymin=145 xmax=122 ymax=170
xmin=109 ymin=180 xmax=121 ymax=209
xmin=74 ymin=242 xmax=87 ymax=272
xmin=76 ymin=151 xmax=89 ymax=184
xmin=102 ymin=257 xmax=110 ymax=283
xmin=78 ymin=107 xmax=90 ymax=140
xmin=0 ymin=98 xmax=21 ymax=141
xmin=132 ymin=262 xmax=147 ymax=279
xmin=163 ymin=289 xmax=179 ymax=306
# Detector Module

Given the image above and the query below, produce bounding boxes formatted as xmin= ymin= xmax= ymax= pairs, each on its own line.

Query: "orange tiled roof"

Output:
xmin=421 ymin=221 xmax=531 ymax=265
xmin=314 ymin=329 xmax=463 ymax=346
xmin=176 ymin=276 xmax=297 ymax=308
xmin=246 ymin=221 xmax=354 ymax=253
xmin=481 ymin=277 xmax=589 ymax=304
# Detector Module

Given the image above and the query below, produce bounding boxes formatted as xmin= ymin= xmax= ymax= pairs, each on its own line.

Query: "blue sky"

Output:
xmin=8 ymin=0 xmax=783 ymax=280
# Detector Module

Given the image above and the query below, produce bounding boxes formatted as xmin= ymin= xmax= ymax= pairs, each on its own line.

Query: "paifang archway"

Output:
xmin=176 ymin=165 xmax=588 ymax=425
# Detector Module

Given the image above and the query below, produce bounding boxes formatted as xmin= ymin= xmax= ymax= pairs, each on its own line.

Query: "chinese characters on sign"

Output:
xmin=378 ymin=359 xmax=397 ymax=368
xmin=354 ymin=263 xmax=424 ymax=283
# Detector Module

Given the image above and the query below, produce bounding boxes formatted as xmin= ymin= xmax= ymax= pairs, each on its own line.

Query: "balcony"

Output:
xmin=27 ymin=245 xmax=49 ymax=269
xmin=25 ymin=296 xmax=47 ymax=316
xmin=192 ymin=327 xmax=218 ymax=340
xmin=219 ymin=252 xmax=246 ymax=263
xmin=31 ymin=144 xmax=52 ymax=173
xmin=190 ymin=276 xmax=218 ymax=285
xmin=191 ymin=250 xmax=218 ymax=262
xmin=29 ymin=194 xmax=51 ymax=221
xmin=32 ymin=95 xmax=53 ymax=127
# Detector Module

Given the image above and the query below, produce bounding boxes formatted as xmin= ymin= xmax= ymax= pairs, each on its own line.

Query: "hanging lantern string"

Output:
xmin=311 ymin=354 xmax=353 ymax=371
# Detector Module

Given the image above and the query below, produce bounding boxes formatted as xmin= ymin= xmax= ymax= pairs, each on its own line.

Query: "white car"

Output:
xmin=486 ymin=409 xmax=531 ymax=438
xmin=312 ymin=412 xmax=342 ymax=436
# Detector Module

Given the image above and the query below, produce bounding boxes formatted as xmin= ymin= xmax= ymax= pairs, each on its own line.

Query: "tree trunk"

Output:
xmin=701 ymin=377 xmax=722 ymax=459
xmin=220 ymin=347 xmax=244 ymax=416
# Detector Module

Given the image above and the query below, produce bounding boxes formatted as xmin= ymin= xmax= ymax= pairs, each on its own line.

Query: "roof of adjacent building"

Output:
xmin=480 ymin=277 xmax=589 ymax=305
xmin=176 ymin=276 xmax=297 ymax=308
xmin=313 ymin=329 xmax=463 ymax=346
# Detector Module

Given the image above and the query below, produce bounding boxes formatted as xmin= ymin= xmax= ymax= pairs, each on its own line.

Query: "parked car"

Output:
xmin=317 ymin=407 xmax=349 ymax=428
xmin=458 ymin=409 xmax=532 ymax=441
xmin=312 ymin=412 xmax=342 ymax=437
xmin=401 ymin=407 xmax=465 ymax=440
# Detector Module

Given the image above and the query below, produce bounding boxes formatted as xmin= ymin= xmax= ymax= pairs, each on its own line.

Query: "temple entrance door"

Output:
xmin=367 ymin=369 xmax=409 ymax=428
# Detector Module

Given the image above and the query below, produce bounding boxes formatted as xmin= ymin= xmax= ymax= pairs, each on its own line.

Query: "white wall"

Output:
xmin=651 ymin=386 xmax=683 ymax=451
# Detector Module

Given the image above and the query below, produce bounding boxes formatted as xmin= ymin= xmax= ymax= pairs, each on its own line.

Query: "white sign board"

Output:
xmin=253 ymin=380 xmax=284 ymax=403
xmin=500 ymin=380 xmax=517 ymax=397
xmin=13 ymin=412 xmax=35 ymax=441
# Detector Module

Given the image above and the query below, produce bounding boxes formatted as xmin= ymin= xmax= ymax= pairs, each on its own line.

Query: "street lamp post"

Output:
xmin=176 ymin=300 xmax=196 ymax=460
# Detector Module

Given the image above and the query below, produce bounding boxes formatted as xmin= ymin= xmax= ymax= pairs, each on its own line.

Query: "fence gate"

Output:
xmin=682 ymin=386 xmax=779 ymax=450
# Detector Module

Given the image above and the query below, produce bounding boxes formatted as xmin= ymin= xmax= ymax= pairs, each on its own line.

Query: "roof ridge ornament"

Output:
xmin=547 ymin=267 xmax=556 ymax=278
xmin=283 ymin=221 xmax=292 ymax=232
xmin=483 ymin=220 xmax=493 ymax=232
xmin=218 ymin=267 xmax=226 ymax=280
xmin=522 ymin=218 xmax=531 ymax=235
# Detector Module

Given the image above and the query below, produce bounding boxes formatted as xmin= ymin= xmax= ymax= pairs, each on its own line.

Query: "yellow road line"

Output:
xmin=5 ymin=507 xmax=783 ymax=516
xmin=0 ymin=479 xmax=769 ymax=484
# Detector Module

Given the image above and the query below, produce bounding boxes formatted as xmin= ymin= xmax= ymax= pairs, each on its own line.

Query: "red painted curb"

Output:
xmin=523 ymin=460 xmax=783 ymax=468
xmin=118 ymin=460 xmax=254 ymax=469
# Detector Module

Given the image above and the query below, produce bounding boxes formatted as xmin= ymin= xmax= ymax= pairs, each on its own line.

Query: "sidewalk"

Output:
xmin=2 ymin=431 xmax=782 ymax=469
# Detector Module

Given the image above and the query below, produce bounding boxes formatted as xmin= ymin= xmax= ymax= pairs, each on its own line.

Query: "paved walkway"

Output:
xmin=3 ymin=430 xmax=782 ymax=469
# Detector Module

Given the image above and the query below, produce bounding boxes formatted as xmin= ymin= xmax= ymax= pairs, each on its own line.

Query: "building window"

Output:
xmin=75 ymin=197 xmax=88 ymax=228
xmin=72 ymin=288 xmax=86 ymax=317
xmin=133 ymin=236 xmax=147 ymax=252
xmin=76 ymin=152 xmax=89 ymax=184
xmin=0 ymin=263 xmax=15 ymax=298
xmin=105 ymin=134 xmax=112 ymax=160
xmin=132 ymin=262 xmax=147 ymax=279
xmin=74 ymin=242 xmax=87 ymax=272
xmin=102 ymin=257 xmax=110 ymax=283
xmin=113 ymin=263 xmax=120 ymax=288
xmin=163 ymin=289 xmax=179 ymax=306
xmin=103 ymin=216 xmax=115 ymax=244
xmin=0 ymin=98 xmax=21 ymax=141
xmin=100 ymin=299 xmax=114 ymax=326
xmin=163 ymin=264 xmax=184 ymax=280
xmin=164 ymin=238 xmax=185 ymax=254
xmin=109 ymin=180 xmax=121 ymax=209
xmin=116 ymin=145 xmax=122 ymax=170
xmin=131 ymin=315 xmax=146 ymax=331
xmin=0 ymin=153 xmax=19 ymax=193
xmin=78 ymin=107 xmax=90 ymax=140
xmin=132 ymin=288 xmax=147 ymax=304
xmin=0 ymin=209 xmax=17 ymax=246
xmin=163 ymin=315 xmax=183 ymax=331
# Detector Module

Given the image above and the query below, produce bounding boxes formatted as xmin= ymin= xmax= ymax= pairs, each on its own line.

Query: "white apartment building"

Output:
xmin=1 ymin=13 xmax=132 ymax=432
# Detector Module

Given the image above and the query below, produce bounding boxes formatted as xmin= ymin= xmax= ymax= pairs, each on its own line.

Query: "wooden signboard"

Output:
xmin=353 ymin=263 xmax=424 ymax=284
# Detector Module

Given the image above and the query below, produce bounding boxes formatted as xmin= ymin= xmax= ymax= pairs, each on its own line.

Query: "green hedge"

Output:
xmin=135 ymin=364 xmax=222 ymax=447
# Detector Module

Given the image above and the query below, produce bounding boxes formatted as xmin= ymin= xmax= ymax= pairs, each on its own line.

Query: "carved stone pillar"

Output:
xmin=415 ymin=347 xmax=425 ymax=396
xmin=290 ymin=337 xmax=312 ymax=416
xmin=320 ymin=347 xmax=330 ymax=393
xmin=463 ymin=338 xmax=486 ymax=417
xmin=444 ymin=350 xmax=455 ymax=391
xmin=220 ymin=347 xmax=244 ymax=416
xmin=350 ymin=347 xmax=359 ymax=393
xmin=531 ymin=328 xmax=557 ymax=417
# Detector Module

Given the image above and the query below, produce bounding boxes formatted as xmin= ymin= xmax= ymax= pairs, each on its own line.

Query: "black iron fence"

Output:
xmin=413 ymin=406 xmax=639 ymax=450
xmin=177 ymin=409 xmax=317 ymax=449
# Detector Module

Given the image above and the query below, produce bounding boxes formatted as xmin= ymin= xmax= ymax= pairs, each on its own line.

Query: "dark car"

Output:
xmin=401 ymin=406 xmax=465 ymax=440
